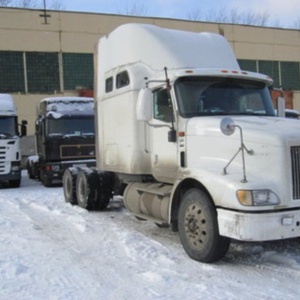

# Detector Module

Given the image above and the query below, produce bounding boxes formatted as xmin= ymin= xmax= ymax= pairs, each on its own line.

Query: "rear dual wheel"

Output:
xmin=76 ymin=168 xmax=111 ymax=211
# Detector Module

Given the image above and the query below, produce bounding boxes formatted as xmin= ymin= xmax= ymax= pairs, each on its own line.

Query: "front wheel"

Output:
xmin=178 ymin=188 xmax=230 ymax=263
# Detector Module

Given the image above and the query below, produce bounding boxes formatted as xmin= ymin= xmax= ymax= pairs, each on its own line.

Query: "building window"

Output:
xmin=63 ymin=53 xmax=93 ymax=90
xmin=116 ymin=71 xmax=129 ymax=89
xmin=238 ymin=59 xmax=257 ymax=72
xmin=0 ymin=51 xmax=25 ymax=93
xmin=258 ymin=60 xmax=280 ymax=87
xmin=281 ymin=61 xmax=300 ymax=90
xmin=26 ymin=52 xmax=60 ymax=93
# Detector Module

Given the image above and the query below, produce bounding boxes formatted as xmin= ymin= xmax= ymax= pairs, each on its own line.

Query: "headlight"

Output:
xmin=11 ymin=161 xmax=21 ymax=171
xmin=236 ymin=189 xmax=280 ymax=206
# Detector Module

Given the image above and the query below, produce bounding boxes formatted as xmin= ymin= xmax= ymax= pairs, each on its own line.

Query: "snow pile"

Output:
xmin=1 ymin=171 xmax=300 ymax=299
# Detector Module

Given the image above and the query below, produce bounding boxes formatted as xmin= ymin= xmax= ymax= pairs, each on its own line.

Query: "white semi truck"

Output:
xmin=63 ymin=24 xmax=300 ymax=263
xmin=0 ymin=94 xmax=27 ymax=188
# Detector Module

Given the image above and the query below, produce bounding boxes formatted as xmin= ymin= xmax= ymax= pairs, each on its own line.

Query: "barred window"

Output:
xmin=281 ymin=61 xmax=300 ymax=90
xmin=238 ymin=59 xmax=257 ymax=72
xmin=26 ymin=52 xmax=60 ymax=93
xmin=63 ymin=53 xmax=93 ymax=90
xmin=258 ymin=60 xmax=280 ymax=87
xmin=0 ymin=51 xmax=24 ymax=93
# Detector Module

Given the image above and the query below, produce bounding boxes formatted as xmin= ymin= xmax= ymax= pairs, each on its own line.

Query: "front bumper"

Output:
xmin=44 ymin=159 xmax=96 ymax=180
xmin=217 ymin=207 xmax=300 ymax=241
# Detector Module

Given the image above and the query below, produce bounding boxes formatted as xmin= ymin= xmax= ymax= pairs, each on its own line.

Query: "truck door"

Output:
xmin=150 ymin=88 xmax=178 ymax=183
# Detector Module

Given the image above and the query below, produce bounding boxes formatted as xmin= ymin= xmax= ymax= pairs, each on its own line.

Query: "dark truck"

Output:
xmin=27 ymin=96 xmax=96 ymax=187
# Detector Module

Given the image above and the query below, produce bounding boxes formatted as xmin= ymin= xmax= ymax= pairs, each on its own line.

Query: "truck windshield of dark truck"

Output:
xmin=46 ymin=116 xmax=95 ymax=137
xmin=175 ymin=77 xmax=275 ymax=118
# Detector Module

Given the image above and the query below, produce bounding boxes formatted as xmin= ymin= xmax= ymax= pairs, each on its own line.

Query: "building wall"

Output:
xmin=1 ymin=7 xmax=300 ymax=134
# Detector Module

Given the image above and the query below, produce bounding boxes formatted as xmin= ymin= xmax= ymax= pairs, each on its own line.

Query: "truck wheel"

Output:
xmin=63 ymin=168 xmax=78 ymax=205
xmin=40 ymin=168 xmax=52 ymax=187
xmin=26 ymin=160 xmax=35 ymax=179
xmin=42 ymin=175 xmax=52 ymax=187
xmin=9 ymin=179 xmax=21 ymax=188
xmin=178 ymin=188 xmax=230 ymax=263
xmin=76 ymin=168 xmax=97 ymax=210
xmin=94 ymin=171 xmax=112 ymax=210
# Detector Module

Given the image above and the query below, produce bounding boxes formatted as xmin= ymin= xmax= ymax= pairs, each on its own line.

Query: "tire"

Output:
xmin=39 ymin=168 xmax=52 ymax=187
xmin=63 ymin=167 xmax=79 ymax=205
xmin=76 ymin=168 xmax=98 ymax=210
xmin=27 ymin=160 xmax=35 ymax=179
xmin=9 ymin=179 xmax=21 ymax=188
xmin=178 ymin=188 xmax=230 ymax=263
xmin=94 ymin=171 xmax=113 ymax=210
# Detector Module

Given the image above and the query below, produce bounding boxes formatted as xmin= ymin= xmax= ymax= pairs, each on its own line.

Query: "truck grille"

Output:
xmin=291 ymin=146 xmax=300 ymax=199
xmin=60 ymin=144 xmax=95 ymax=159
xmin=0 ymin=146 xmax=6 ymax=174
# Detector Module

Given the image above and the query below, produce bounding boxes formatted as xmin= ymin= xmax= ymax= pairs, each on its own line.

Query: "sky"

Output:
xmin=59 ymin=0 xmax=300 ymax=28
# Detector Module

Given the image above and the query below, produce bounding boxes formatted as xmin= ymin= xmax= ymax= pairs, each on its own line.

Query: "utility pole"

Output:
xmin=39 ymin=0 xmax=51 ymax=24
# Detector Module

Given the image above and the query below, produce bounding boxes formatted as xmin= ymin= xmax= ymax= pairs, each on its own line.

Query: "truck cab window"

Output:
xmin=105 ymin=77 xmax=113 ymax=93
xmin=153 ymin=89 xmax=172 ymax=122
xmin=116 ymin=71 xmax=130 ymax=88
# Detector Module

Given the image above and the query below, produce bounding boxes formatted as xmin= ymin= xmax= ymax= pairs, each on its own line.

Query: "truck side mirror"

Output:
xmin=20 ymin=120 xmax=27 ymax=137
xmin=136 ymin=88 xmax=153 ymax=121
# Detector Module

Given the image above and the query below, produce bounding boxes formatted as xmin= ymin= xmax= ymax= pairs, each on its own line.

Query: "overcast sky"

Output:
xmin=63 ymin=0 xmax=299 ymax=28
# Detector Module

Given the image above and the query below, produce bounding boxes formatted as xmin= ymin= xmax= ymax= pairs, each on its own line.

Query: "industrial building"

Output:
xmin=1 ymin=7 xmax=300 ymax=134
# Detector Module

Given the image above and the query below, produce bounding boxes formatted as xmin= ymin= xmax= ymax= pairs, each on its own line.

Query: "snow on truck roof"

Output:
xmin=98 ymin=23 xmax=240 ymax=72
xmin=0 ymin=93 xmax=17 ymax=115
xmin=41 ymin=97 xmax=94 ymax=113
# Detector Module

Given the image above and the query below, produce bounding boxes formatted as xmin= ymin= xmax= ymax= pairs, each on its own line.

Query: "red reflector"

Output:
xmin=178 ymin=132 xmax=185 ymax=137
xmin=45 ymin=165 xmax=51 ymax=171
xmin=221 ymin=70 xmax=228 ymax=73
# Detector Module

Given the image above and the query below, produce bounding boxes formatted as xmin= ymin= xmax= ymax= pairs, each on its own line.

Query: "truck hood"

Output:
xmin=186 ymin=116 xmax=300 ymax=146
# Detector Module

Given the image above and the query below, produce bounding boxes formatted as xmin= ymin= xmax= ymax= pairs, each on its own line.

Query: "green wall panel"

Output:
xmin=26 ymin=52 xmax=60 ymax=93
xmin=63 ymin=53 xmax=93 ymax=90
xmin=0 ymin=51 xmax=24 ymax=93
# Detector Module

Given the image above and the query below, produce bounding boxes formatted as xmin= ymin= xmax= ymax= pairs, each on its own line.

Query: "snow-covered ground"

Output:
xmin=1 ymin=171 xmax=300 ymax=300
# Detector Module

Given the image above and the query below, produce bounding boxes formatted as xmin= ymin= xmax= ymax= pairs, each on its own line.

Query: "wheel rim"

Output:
xmin=184 ymin=203 xmax=209 ymax=251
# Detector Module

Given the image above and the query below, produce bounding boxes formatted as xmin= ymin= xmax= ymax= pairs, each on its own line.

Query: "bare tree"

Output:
xmin=292 ymin=17 xmax=300 ymax=29
xmin=118 ymin=2 xmax=148 ymax=16
xmin=205 ymin=7 xmax=228 ymax=23
xmin=15 ymin=0 xmax=37 ymax=8
xmin=0 ymin=0 xmax=13 ymax=5
xmin=187 ymin=9 xmax=203 ymax=21
xmin=187 ymin=7 xmax=270 ymax=27
xmin=47 ymin=0 xmax=65 ymax=10
xmin=228 ymin=8 xmax=242 ymax=24
xmin=0 ymin=0 xmax=65 ymax=9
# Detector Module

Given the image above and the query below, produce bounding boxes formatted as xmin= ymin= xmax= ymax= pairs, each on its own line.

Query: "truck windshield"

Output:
xmin=46 ymin=117 xmax=95 ymax=137
xmin=0 ymin=116 xmax=17 ymax=138
xmin=174 ymin=76 xmax=275 ymax=118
